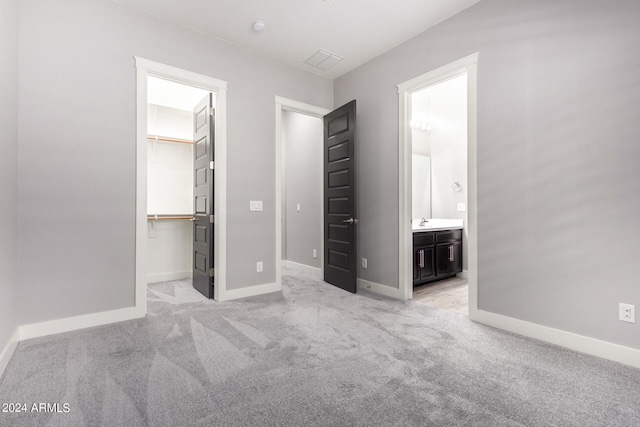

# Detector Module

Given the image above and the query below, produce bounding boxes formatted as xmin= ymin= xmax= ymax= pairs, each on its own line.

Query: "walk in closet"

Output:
xmin=146 ymin=77 xmax=210 ymax=286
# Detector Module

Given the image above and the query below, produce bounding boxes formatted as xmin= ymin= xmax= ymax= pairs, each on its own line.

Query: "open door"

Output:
xmin=192 ymin=94 xmax=214 ymax=298
xmin=324 ymin=100 xmax=357 ymax=293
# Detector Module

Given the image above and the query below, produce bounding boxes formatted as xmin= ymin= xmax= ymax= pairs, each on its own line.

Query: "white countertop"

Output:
xmin=412 ymin=218 xmax=464 ymax=232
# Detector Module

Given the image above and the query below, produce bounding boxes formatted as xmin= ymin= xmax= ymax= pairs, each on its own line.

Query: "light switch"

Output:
xmin=457 ymin=202 xmax=466 ymax=212
xmin=250 ymin=201 xmax=263 ymax=211
xmin=296 ymin=203 xmax=301 ymax=212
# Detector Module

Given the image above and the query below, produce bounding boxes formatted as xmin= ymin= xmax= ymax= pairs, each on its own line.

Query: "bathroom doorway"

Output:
xmin=397 ymin=53 xmax=478 ymax=316
xmin=410 ymin=72 xmax=469 ymax=314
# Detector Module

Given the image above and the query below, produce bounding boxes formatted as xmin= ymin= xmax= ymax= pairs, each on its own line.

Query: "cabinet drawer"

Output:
xmin=435 ymin=229 xmax=462 ymax=243
xmin=413 ymin=232 xmax=434 ymax=246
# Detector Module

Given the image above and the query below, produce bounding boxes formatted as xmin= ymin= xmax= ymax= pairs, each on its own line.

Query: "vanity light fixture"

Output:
xmin=410 ymin=120 xmax=432 ymax=132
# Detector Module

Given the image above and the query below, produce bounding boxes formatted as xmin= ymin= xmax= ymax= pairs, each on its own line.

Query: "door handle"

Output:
xmin=343 ymin=218 xmax=359 ymax=224
xmin=449 ymin=245 xmax=454 ymax=262
xmin=419 ymin=249 xmax=425 ymax=268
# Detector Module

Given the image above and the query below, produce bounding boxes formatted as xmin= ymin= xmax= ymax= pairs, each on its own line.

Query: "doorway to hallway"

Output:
xmin=280 ymin=110 xmax=323 ymax=276
xmin=274 ymin=97 xmax=329 ymax=290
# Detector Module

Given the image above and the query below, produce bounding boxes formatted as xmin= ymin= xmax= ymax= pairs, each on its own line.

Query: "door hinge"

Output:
xmin=210 ymin=107 xmax=215 ymax=116
xmin=209 ymin=268 xmax=215 ymax=277
xmin=209 ymin=215 xmax=215 ymax=223
xmin=210 ymin=160 xmax=215 ymax=170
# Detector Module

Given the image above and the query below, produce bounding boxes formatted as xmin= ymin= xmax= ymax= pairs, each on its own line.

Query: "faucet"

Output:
xmin=419 ymin=217 xmax=428 ymax=226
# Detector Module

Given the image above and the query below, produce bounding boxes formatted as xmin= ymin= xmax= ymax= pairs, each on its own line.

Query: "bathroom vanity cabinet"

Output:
xmin=413 ymin=229 xmax=462 ymax=286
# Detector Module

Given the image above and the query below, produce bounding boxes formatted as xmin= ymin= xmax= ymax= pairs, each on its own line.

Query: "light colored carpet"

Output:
xmin=1 ymin=268 xmax=639 ymax=426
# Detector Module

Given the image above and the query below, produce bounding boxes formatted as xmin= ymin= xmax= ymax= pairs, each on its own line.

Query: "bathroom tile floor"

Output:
xmin=413 ymin=276 xmax=468 ymax=315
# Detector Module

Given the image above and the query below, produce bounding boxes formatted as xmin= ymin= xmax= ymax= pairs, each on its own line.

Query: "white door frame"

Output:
xmin=134 ymin=57 xmax=228 ymax=306
xmin=274 ymin=96 xmax=330 ymax=289
xmin=396 ymin=53 xmax=479 ymax=317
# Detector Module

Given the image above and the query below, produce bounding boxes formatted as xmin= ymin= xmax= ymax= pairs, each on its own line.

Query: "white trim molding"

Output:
xmin=219 ymin=282 xmax=281 ymax=302
xmin=283 ymin=260 xmax=322 ymax=278
xmin=275 ymin=96 xmax=331 ymax=117
xmin=474 ymin=309 xmax=640 ymax=370
xmin=357 ymin=279 xmax=404 ymax=300
xmin=275 ymin=96 xmax=330 ymax=293
xmin=147 ymin=271 xmax=192 ymax=284
xmin=19 ymin=306 xmax=145 ymax=341
xmin=396 ymin=53 xmax=479 ymax=306
xmin=0 ymin=329 xmax=19 ymax=378
xmin=134 ymin=57 xmax=228 ymax=303
xmin=134 ymin=57 xmax=228 ymax=91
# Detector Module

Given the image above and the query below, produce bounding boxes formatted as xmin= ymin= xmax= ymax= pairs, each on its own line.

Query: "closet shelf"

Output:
xmin=147 ymin=135 xmax=193 ymax=145
xmin=147 ymin=214 xmax=194 ymax=221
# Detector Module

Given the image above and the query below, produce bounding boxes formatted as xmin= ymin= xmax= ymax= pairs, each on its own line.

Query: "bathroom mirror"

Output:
xmin=411 ymin=73 xmax=467 ymax=222
xmin=412 ymin=154 xmax=431 ymax=219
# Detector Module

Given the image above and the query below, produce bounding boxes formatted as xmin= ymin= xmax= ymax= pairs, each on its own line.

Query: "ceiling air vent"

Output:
xmin=305 ymin=49 xmax=343 ymax=71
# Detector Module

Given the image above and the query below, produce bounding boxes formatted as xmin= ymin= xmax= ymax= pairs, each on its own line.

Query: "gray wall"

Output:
xmin=0 ymin=0 xmax=19 ymax=352
xmin=17 ymin=0 xmax=332 ymax=324
xmin=283 ymin=111 xmax=323 ymax=269
xmin=335 ymin=0 xmax=640 ymax=349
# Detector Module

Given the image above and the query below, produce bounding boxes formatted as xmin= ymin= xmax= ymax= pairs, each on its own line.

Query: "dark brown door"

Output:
xmin=192 ymin=94 xmax=214 ymax=298
xmin=324 ymin=100 xmax=357 ymax=293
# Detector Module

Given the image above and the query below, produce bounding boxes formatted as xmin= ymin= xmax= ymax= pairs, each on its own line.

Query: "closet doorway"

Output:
xmin=134 ymin=57 xmax=228 ymax=309
xmin=146 ymin=77 xmax=211 ymax=294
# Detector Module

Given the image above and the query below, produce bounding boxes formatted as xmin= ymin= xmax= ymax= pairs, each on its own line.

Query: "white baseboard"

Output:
xmin=0 ymin=328 xmax=19 ymax=378
xmin=357 ymin=278 xmax=404 ymax=299
xmin=459 ymin=269 xmax=469 ymax=279
xmin=218 ymin=281 xmax=281 ymax=302
xmin=283 ymin=260 xmax=321 ymax=278
xmin=19 ymin=306 xmax=146 ymax=341
xmin=147 ymin=270 xmax=192 ymax=284
xmin=470 ymin=309 xmax=640 ymax=370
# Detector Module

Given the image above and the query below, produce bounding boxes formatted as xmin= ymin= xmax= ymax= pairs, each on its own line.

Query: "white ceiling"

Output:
xmin=114 ymin=0 xmax=481 ymax=79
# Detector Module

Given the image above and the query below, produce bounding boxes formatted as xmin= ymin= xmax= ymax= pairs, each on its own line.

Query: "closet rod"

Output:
xmin=147 ymin=215 xmax=195 ymax=221
xmin=147 ymin=135 xmax=193 ymax=145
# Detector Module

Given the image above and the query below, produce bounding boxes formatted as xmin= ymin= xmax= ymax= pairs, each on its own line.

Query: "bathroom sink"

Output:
xmin=412 ymin=218 xmax=463 ymax=232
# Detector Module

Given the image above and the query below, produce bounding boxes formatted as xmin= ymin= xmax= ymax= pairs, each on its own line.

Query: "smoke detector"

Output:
xmin=252 ymin=20 xmax=267 ymax=32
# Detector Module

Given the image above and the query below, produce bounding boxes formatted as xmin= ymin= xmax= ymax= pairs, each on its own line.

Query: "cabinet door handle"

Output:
xmin=449 ymin=245 xmax=454 ymax=262
xmin=419 ymin=249 xmax=425 ymax=268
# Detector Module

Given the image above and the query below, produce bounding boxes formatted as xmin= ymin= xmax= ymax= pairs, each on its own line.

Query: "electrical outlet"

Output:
xmin=249 ymin=201 xmax=263 ymax=211
xmin=256 ymin=261 xmax=263 ymax=273
xmin=619 ymin=303 xmax=636 ymax=323
xmin=457 ymin=202 xmax=466 ymax=212
xmin=312 ymin=249 xmax=317 ymax=259
xmin=362 ymin=258 xmax=368 ymax=269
